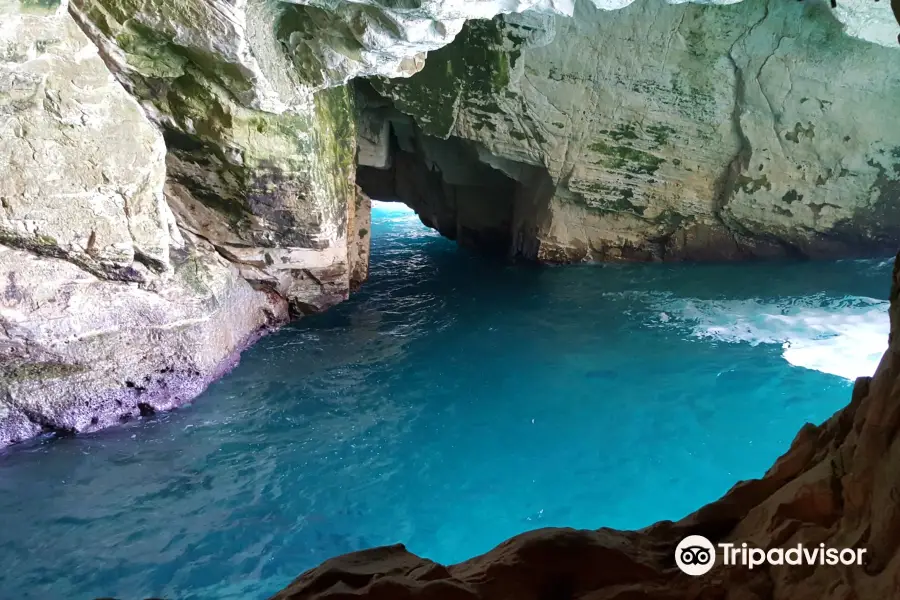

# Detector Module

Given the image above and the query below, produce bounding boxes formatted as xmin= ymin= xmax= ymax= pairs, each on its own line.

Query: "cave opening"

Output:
xmin=6 ymin=0 xmax=900 ymax=597
xmin=354 ymin=82 xmax=554 ymax=261
xmin=356 ymin=119 xmax=516 ymax=256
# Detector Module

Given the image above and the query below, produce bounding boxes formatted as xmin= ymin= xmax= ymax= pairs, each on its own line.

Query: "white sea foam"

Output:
xmin=649 ymin=294 xmax=889 ymax=380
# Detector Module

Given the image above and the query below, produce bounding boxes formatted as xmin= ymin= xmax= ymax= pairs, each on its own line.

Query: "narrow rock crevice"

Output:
xmin=711 ymin=2 xmax=771 ymax=253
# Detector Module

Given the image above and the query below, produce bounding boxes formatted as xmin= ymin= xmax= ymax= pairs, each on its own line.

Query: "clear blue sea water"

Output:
xmin=0 ymin=202 xmax=892 ymax=599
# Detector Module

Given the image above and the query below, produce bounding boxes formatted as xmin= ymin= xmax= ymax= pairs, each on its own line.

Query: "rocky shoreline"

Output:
xmin=0 ymin=238 xmax=290 ymax=446
xmin=0 ymin=0 xmax=355 ymax=446
xmin=0 ymin=302 xmax=287 ymax=447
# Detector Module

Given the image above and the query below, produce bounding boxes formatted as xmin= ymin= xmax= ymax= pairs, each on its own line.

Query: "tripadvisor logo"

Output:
xmin=675 ymin=535 xmax=716 ymax=576
xmin=675 ymin=535 xmax=867 ymax=576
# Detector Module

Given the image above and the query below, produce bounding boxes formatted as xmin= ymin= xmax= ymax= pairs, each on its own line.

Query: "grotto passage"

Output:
xmin=3 ymin=0 xmax=900 ymax=598
xmin=0 ymin=203 xmax=891 ymax=600
xmin=5 ymin=0 xmax=900 ymax=445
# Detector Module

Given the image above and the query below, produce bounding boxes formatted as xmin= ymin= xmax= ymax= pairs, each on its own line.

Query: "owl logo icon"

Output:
xmin=675 ymin=535 xmax=716 ymax=576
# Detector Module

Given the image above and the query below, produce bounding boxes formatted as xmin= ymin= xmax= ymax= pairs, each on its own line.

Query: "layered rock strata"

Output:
xmin=69 ymin=0 xmax=367 ymax=314
xmin=0 ymin=0 xmax=287 ymax=444
xmin=361 ymin=0 xmax=900 ymax=261
xmin=2 ymin=0 xmax=900 ymax=447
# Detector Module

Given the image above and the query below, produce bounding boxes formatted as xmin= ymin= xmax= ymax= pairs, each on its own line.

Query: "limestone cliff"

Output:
xmin=0 ymin=0 xmax=287 ymax=445
xmin=361 ymin=0 xmax=900 ymax=261
xmin=270 ymin=251 xmax=900 ymax=599
xmin=69 ymin=0 xmax=367 ymax=313
xmin=2 ymin=0 xmax=899 ymax=447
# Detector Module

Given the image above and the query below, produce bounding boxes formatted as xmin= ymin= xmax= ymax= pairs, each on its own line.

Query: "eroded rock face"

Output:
xmin=61 ymin=0 xmax=649 ymax=312
xmin=269 ymin=252 xmax=900 ymax=600
xmin=0 ymin=0 xmax=287 ymax=445
xmin=69 ymin=0 xmax=366 ymax=313
xmin=68 ymin=0 xmax=899 ymax=103
xmin=364 ymin=0 xmax=900 ymax=262
xmin=0 ymin=239 xmax=287 ymax=446
xmin=1 ymin=0 xmax=171 ymax=275
xmin=2 ymin=0 xmax=897 ymax=447
xmin=66 ymin=0 xmax=900 ymax=284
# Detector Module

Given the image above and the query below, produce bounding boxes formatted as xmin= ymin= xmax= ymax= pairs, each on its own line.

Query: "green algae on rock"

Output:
xmin=360 ymin=0 xmax=900 ymax=262
xmin=69 ymin=0 xmax=368 ymax=313
xmin=0 ymin=0 xmax=289 ymax=446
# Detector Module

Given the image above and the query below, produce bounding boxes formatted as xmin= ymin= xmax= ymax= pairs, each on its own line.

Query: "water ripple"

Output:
xmin=0 ymin=202 xmax=891 ymax=599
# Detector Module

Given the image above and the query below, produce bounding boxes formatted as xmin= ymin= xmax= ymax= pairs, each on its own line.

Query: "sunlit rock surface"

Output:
xmin=271 ymin=252 xmax=900 ymax=600
xmin=1 ymin=0 xmax=170 ymax=274
xmin=0 ymin=0 xmax=286 ymax=445
xmin=362 ymin=0 xmax=900 ymax=261
xmin=68 ymin=0 xmax=899 ymax=101
xmin=832 ymin=0 xmax=900 ymax=48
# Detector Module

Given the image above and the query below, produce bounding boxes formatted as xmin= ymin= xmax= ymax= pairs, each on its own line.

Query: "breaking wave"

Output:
xmin=651 ymin=294 xmax=889 ymax=380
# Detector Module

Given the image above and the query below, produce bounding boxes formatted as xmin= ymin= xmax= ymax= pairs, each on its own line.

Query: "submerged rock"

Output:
xmin=269 ymin=252 xmax=900 ymax=599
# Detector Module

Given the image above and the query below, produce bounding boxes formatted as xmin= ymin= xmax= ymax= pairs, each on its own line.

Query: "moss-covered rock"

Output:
xmin=369 ymin=18 xmax=529 ymax=138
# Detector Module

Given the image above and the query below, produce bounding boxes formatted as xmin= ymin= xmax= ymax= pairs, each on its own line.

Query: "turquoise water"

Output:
xmin=0 ymin=202 xmax=891 ymax=599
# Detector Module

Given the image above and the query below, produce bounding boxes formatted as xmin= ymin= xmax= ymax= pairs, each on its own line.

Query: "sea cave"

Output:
xmin=1 ymin=0 xmax=900 ymax=598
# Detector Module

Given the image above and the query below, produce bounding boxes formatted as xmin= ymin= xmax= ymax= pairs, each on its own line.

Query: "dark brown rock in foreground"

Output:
xmin=271 ymin=258 xmax=900 ymax=599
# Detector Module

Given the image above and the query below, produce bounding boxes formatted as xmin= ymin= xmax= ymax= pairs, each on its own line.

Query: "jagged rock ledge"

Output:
xmin=270 ymin=256 xmax=900 ymax=599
